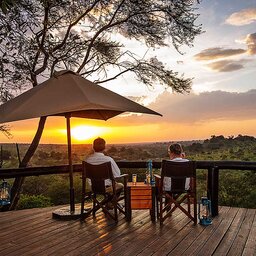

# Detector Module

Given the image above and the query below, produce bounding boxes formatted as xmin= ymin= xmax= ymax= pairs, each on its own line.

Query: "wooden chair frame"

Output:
xmin=155 ymin=160 xmax=197 ymax=224
xmin=80 ymin=161 xmax=128 ymax=222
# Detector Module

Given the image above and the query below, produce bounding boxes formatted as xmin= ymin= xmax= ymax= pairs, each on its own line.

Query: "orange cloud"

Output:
xmin=245 ymin=33 xmax=256 ymax=55
xmin=206 ymin=59 xmax=251 ymax=72
xmin=194 ymin=47 xmax=246 ymax=61
xmin=114 ymin=90 xmax=256 ymax=125
xmin=226 ymin=8 xmax=256 ymax=26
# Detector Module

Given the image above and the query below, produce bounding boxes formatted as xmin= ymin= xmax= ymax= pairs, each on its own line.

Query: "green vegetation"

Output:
xmin=0 ymin=135 xmax=255 ymax=209
xmin=17 ymin=194 xmax=52 ymax=210
xmin=187 ymin=135 xmax=256 ymax=207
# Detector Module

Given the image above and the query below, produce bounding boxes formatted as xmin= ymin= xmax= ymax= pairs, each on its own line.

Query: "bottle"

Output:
xmin=147 ymin=160 xmax=154 ymax=185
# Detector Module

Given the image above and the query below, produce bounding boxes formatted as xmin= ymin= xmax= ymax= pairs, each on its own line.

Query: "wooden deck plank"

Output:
xmin=0 ymin=207 xmax=53 ymax=229
xmin=213 ymin=207 xmax=248 ymax=255
xmin=107 ymin=211 xmax=189 ymax=256
xmin=125 ymin=213 xmax=191 ymax=256
xmin=4 ymin=213 xmax=105 ymax=256
xmin=41 ymin=216 xmax=132 ymax=255
xmin=63 ymin=211 xmax=152 ymax=256
xmin=195 ymin=207 xmax=239 ymax=256
xmin=1 ymin=217 xmax=79 ymax=255
xmin=180 ymin=206 xmax=231 ymax=256
xmin=0 ymin=205 xmax=255 ymax=256
xmin=25 ymin=209 xmax=149 ymax=256
xmin=103 ymin=209 xmax=188 ymax=256
xmin=89 ymin=216 xmax=156 ymax=256
xmin=242 ymin=209 xmax=256 ymax=256
xmin=26 ymin=216 xmax=111 ymax=256
xmin=0 ymin=216 xmax=57 ymax=251
xmin=150 ymin=206 xmax=225 ymax=256
xmin=0 ymin=208 xmax=60 ymax=238
xmin=227 ymin=208 xmax=255 ymax=256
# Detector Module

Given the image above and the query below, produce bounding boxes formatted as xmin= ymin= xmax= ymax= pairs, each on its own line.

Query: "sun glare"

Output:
xmin=71 ymin=125 xmax=107 ymax=142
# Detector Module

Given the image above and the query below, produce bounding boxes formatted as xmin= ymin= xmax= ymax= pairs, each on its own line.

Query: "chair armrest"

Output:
xmin=114 ymin=174 xmax=128 ymax=184
xmin=116 ymin=174 xmax=129 ymax=179
xmin=154 ymin=174 xmax=161 ymax=180
xmin=154 ymin=174 xmax=162 ymax=192
xmin=114 ymin=174 xmax=128 ymax=192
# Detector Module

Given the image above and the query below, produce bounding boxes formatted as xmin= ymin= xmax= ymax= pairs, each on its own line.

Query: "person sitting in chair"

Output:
xmin=85 ymin=137 xmax=124 ymax=204
xmin=164 ymin=143 xmax=190 ymax=191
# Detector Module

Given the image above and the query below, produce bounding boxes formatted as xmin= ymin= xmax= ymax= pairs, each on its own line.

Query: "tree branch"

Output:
xmin=31 ymin=4 xmax=50 ymax=86
xmin=51 ymin=0 xmax=100 ymax=53
xmin=77 ymin=0 xmax=127 ymax=73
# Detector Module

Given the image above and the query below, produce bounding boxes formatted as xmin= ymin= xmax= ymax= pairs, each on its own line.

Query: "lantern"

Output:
xmin=198 ymin=197 xmax=212 ymax=226
xmin=0 ymin=180 xmax=11 ymax=206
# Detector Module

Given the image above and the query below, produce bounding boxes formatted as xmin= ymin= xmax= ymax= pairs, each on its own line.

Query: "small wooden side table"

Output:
xmin=126 ymin=182 xmax=156 ymax=221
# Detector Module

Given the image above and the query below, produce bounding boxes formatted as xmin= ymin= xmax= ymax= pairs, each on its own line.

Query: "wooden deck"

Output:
xmin=0 ymin=205 xmax=255 ymax=256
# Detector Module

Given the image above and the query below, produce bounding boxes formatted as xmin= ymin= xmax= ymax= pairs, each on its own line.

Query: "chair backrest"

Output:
xmin=161 ymin=160 xmax=196 ymax=192
xmin=82 ymin=161 xmax=114 ymax=194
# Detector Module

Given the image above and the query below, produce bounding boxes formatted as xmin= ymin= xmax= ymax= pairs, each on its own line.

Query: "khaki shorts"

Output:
xmin=105 ymin=182 xmax=124 ymax=194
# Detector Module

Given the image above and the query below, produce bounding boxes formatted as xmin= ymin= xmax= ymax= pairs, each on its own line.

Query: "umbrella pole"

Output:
xmin=66 ymin=115 xmax=75 ymax=213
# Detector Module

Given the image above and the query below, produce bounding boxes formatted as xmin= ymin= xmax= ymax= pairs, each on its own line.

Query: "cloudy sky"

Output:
xmin=1 ymin=0 xmax=256 ymax=144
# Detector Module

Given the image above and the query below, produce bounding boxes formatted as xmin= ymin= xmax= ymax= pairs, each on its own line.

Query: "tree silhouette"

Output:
xmin=0 ymin=0 xmax=202 ymax=209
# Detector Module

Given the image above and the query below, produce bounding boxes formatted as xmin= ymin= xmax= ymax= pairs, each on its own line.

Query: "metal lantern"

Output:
xmin=0 ymin=180 xmax=11 ymax=206
xmin=198 ymin=197 xmax=212 ymax=226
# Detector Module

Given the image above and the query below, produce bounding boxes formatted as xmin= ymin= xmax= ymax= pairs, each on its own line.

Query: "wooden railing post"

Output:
xmin=207 ymin=166 xmax=219 ymax=217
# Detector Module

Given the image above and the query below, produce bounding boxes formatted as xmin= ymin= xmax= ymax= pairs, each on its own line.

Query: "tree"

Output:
xmin=0 ymin=124 xmax=12 ymax=138
xmin=107 ymin=146 xmax=118 ymax=154
xmin=0 ymin=0 xmax=16 ymax=14
xmin=0 ymin=0 xmax=202 ymax=209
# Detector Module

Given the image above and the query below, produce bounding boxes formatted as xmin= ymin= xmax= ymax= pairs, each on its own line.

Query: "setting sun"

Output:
xmin=71 ymin=125 xmax=108 ymax=142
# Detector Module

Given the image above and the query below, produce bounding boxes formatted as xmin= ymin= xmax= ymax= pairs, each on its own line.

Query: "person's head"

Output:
xmin=93 ymin=137 xmax=106 ymax=152
xmin=168 ymin=143 xmax=185 ymax=159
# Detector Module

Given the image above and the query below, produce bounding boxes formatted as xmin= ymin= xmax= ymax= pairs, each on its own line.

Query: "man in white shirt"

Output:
xmin=164 ymin=143 xmax=190 ymax=191
xmin=85 ymin=137 xmax=124 ymax=194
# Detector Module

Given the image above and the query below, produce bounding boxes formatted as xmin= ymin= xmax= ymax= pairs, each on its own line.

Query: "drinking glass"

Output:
xmin=132 ymin=174 xmax=137 ymax=184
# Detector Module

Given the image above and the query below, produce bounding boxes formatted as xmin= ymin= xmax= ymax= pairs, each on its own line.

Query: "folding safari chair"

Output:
xmin=155 ymin=160 xmax=197 ymax=224
xmin=80 ymin=161 xmax=129 ymax=222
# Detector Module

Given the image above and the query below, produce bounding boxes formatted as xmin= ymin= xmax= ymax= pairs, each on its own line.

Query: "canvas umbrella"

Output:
xmin=0 ymin=70 xmax=161 ymax=214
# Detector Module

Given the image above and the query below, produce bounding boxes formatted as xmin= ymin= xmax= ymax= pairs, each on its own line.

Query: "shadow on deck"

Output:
xmin=0 ymin=205 xmax=255 ymax=256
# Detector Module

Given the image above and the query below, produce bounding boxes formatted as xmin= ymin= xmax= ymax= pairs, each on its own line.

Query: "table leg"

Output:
xmin=126 ymin=187 xmax=132 ymax=221
xmin=150 ymin=186 xmax=156 ymax=222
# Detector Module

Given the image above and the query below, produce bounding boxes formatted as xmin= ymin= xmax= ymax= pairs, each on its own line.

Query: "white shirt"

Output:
xmin=163 ymin=158 xmax=190 ymax=191
xmin=85 ymin=152 xmax=121 ymax=186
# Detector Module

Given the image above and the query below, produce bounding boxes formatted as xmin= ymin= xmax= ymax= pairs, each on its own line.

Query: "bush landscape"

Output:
xmin=0 ymin=134 xmax=255 ymax=210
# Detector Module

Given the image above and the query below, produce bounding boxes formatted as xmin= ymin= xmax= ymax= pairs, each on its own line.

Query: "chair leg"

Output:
xmin=81 ymin=176 xmax=86 ymax=217
xmin=93 ymin=194 xmax=96 ymax=217
xmin=156 ymin=196 xmax=159 ymax=219
xmin=81 ymin=196 xmax=85 ymax=216
xmin=159 ymin=196 xmax=164 ymax=224
xmin=194 ymin=195 xmax=197 ymax=224
xmin=188 ymin=195 xmax=191 ymax=215
xmin=113 ymin=197 xmax=118 ymax=222
xmin=165 ymin=196 xmax=171 ymax=212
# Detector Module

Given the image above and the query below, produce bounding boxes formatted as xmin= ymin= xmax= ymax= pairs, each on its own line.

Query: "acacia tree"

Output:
xmin=0 ymin=0 xmax=202 ymax=209
xmin=0 ymin=0 xmax=16 ymax=14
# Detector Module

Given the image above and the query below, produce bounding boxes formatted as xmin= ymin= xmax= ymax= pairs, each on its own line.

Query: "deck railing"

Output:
xmin=0 ymin=160 xmax=256 ymax=216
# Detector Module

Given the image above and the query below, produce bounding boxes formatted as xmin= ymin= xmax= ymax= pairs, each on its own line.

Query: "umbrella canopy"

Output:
xmin=0 ymin=70 xmax=161 ymax=123
xmin=0 ymin=70 xmax=162 ymax=215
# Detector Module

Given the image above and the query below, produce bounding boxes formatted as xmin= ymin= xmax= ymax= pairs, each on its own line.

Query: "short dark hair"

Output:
xmin=93 ymin=137 xmax=106 ymax=152
xmin=168 ymin=143 xmax=183 ymax=155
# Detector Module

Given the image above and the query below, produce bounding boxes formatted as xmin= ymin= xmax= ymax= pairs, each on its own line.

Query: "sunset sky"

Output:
xmin=1 ymin=0 xmax=256 ymax=145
